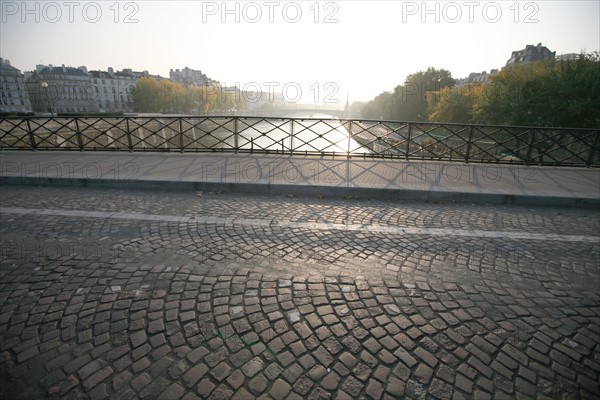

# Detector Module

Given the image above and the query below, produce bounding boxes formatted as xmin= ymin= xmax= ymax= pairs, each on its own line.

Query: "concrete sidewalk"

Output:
xmin=1 ymin=151 xmax=599 ymax=207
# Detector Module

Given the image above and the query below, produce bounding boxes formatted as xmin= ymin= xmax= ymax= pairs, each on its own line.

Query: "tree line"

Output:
xmin=131 ymin=77 xmax=241 ymax=114
xmin=360 ymin=53 xmax=599 ymax=128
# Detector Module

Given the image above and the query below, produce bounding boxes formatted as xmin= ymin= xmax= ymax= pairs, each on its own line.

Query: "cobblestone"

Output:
xmin=0 ymin=186 xmax=598 ymax=399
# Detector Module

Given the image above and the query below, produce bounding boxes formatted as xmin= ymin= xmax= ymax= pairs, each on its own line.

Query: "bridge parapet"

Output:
xmin=1 ymin=115 xmax=598 ymax=167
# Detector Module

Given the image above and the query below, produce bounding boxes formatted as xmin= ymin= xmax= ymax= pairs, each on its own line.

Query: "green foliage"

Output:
xmin=131 ymin=77 xmax=162 ymax=112
xmin=427 ymin=84 xmax=486 ymax=124
xmin=131 ymin=77 xmax=241 ymax=114
xmin=361 ymin=67 xmax=455 ymax=121
xmin=364 ymin=54 xmax=600 ymax=128
xmin=361 ymin=91 xmax=393 ymax=119
xmin=473 ymin=53 xmax=600 ymax=127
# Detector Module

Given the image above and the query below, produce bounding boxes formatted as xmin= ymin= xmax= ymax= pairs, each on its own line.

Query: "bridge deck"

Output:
xmin=0 ymin=183 xmax=599 ymax=399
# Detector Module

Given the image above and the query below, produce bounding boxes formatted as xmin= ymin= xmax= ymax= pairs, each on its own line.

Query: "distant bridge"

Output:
xmin=238 ymin=108 xmax=358 ymax=119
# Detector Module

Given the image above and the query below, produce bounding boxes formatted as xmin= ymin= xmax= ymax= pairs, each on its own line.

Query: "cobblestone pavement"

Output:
xmin=0 ymin=185 xmax=599 ymax=400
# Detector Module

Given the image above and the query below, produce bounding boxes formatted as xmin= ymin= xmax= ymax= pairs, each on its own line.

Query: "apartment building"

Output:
xmin=0 ymin=58 xmax=32 ymax=113
xmin=25 ymin=64 xmax=98 ymax=114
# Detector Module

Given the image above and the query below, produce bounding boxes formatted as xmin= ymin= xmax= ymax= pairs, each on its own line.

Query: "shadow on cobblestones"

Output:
xmin=0 ymin=186 xmax=599 ymax=399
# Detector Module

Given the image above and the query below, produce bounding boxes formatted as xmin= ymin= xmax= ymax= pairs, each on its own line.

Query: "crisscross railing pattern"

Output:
xmin=1 ymin=116 xmax=598 ymax=167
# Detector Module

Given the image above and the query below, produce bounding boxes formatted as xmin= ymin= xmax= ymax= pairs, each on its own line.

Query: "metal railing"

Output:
xmin=1 ymin=116 xmax=598 ymax=167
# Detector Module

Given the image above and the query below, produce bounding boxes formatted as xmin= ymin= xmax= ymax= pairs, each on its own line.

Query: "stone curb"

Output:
xmin=2 ymin=176 xmax=598 ymax=208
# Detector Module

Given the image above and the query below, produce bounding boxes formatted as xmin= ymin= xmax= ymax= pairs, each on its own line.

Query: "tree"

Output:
xmin=427 ymin=84 xmax=486 ymax=124
xmin=392 ymin=67 xmax=455 ymax=121
xmin=131 ymin=78 xmax=245 ymax=114
xmin=131 ymin=77 xmax=162 ymax=113
xmin=361 ymin=91 xmax=393 ymax=119
xmin=347 ymin=101 xmax=366 ymax=117
xmin=474 ymin=53 xmax=600 ymax=127
xmin=361 ymin=67 xmax=455 ymax=121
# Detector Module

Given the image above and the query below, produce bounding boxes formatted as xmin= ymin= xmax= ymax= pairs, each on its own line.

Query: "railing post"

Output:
xmin=289 ymin=119 xmax=294 ymax=155
xmin=525 ymin=129 xmax=536 ymax=165
xmin=587 ymin=129 xmax=599 ymax=168
xmin=26 ymin=119 xmax=36 ymax=150
xmin=405 ymin=123 xmax=412 ymax=160
xmin=75 ymin=117 xmax=83 ymax=151
xmin=464 ymin=125 xmax=474 ymax=163
xmin=126 ymin=117 xmax=133 ymax=152
xmin=251 ymin=137 xmax=254 ymax=154
xmin=178 ymin=118 xmax=184 ymax=153
xmin=234 ymin=117 xmax=239 ymax=153
xmin=347 ymin=120 xmax=353 ymax=157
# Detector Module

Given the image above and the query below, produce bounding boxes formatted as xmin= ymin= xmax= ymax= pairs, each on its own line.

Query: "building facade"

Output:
xmin=170 ymin=67 xmax=209 ymax=86
xmin=455 ymin=69 xmax=499 ymax=87
xmin=556 ymin=53 xmax=580 ymax=62
xmin=0 ymin=58 xmax=32 ymax=113
xmin=90 ymin=68 xmax=136 ymax=113
xmin=505 ymin=43 xmax=556 ymax=66
xmin=25 ymin=64 xmax=98 ymax=114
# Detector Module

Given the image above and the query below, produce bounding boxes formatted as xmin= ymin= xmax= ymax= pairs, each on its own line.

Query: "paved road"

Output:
xmin=0 ymin=185 xmax=599 ymax=399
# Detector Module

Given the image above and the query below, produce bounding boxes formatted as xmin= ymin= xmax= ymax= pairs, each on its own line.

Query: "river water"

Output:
xmin=233 ymin=113 xmax=368 ymax=154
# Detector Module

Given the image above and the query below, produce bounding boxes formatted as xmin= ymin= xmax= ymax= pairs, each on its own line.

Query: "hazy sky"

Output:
xmin=1 ymin=1 xmax=598 ymax=105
